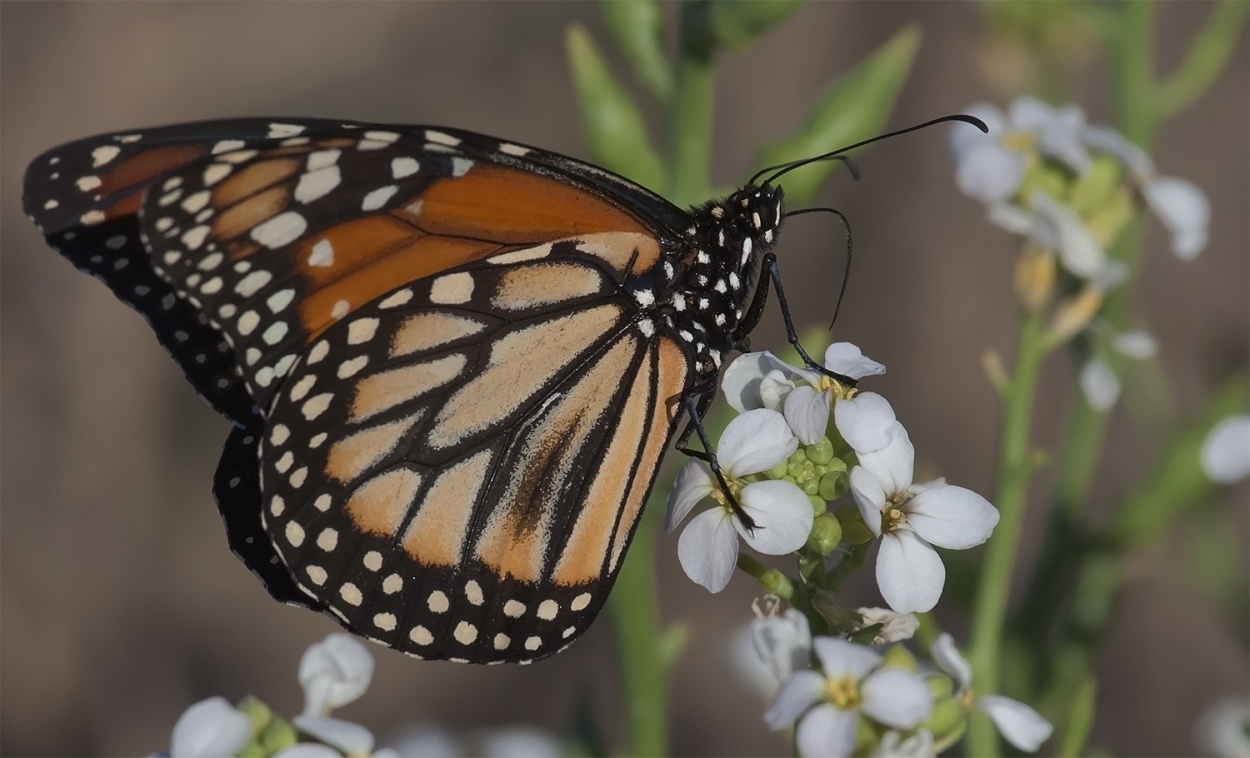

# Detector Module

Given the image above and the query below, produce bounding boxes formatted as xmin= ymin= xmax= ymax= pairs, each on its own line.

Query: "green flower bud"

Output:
xmin=806 ymin=512 xmax=842 ymax=555
xmin=925 ymin=696 xmax=966 ymax=742
xmin=806 ymin=437 xmax=835 ymax=465
xmin=819 ymin=469 xmax=849 ymax=501
xmin=836 ymin=505 xmax=874 ymax=545
xmin=881 ymin=643 xmax=919 ymax=672
xmin=927 ymin=674 xmax=954 ymax=699
xmin=259 ymin=717 xmax=298 ymax=754
xmin=236 ymin=696 xmax=272 ymax=734
xmin=765 ymin=459 xmax=789 ymax=480
xmin=1069 ymin=153 xmax=1123 ymax=216
xmin=760 ymin=568 xmax=794 ymax=597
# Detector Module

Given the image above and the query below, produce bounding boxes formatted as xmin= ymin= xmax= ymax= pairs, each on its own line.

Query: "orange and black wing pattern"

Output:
xmin=22 ymin=118 xmax=786 ymax=663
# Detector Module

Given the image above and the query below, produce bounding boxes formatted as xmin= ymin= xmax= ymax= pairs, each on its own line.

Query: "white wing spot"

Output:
xmin=363 ymin=551 xmax=383 ymax=571
xmin=200 ymin=277 xmax=223 ymax=294
xmin=427 ymin=590 xmax=450 ymax=613
xmin=289 ymin=375 xmax=317 ymax=401
xmin=571 ymin=592 xmax=592 ymax=611
xmin=91 ymin=145 xmax=120 ymax=167
xmin=270 ymin=424 xmax=291 ymax=445
xmin=308 ymin=239 xmax=334 ymax=267
xmin=314 ymin=493 xmax=332 ymax=511
xmin=453 ymin=621 xmax=478 ymax=645
xmin=373 ymin=613 xmax=397 ymax=632
xmin=636 ymin=319 xmax=655 ymax=337
xmin=212 ymin=139 xmax=246 ymax=154
xmin=245 ymin=348 xmax=262 ymax=366
xmin=429 ymin=272 xmax=474 ymax=304
xmin=285 ymin=522 xmax=305 ymax=547
xmin=493 ymin=633 xmax=511 ymax=650
xmin=301 ymin=393 xmax=333 ymax=420
xmin=203 ymin=163 xmax=231 ymax=186
xmin=197 ymin=251 xmax=224 ymax=271
xmin=310 ymin=433 xmax=328 ymax=449
xmin=348 ymin=318 xmax=379 ymax=344
xmin=503 ymin=600 xmax=526 ymax=618
xmin=181 ymin=226 xmax=210 ymax=250
xmin=451 ymin=157 xmax=474 ymax=177
xmin=337 ymin=356 xmax=369 ymax=378
xmin=331 ymin=300 xmax=350 ymax=319
xmin=307 ymin=341 xmax=330 ymax=364
xmin=262 ymin=321 xmax=289 ymax=345
xmin=269 ymin=495 xmax=285 ymax=517
xmin=425 ymin=130 xmax=461 ymax=146
xmin=339 ymin=583 xmax=363 ymax=606
xmin=251 ymin=211 xmax=307 ymax=248
xmin=274 ymin=451 xmax=294 ymax=474
xmin=235 ymin=270 xmax=273 ymax=297
xmin=237 ymin=311 xmax=260 ymax=336
xmin=81 ymin=210 xmax=105 ymax=226
xmin=409 ymin=626 xmax=433 ymax=645
xmin=562 ymin=626 xmax=576 ymax=639
xmin=391 ymin=157 xmax=419 ymax=178
xmin=267 ymin=123 xmax=305 ymax=138
xmin=378 ymin=289 xmax=413 ymax=308
xmin=361 ymin=185 xmax=399 ymax=211
xmin=42 ymin=199 xmax=58 ymax=210
xmin=498 ymin=143 xmax=531 ymax=156
xmin=525 ymin=636 xmax=542 ymax=651
xmin=181 ymin=190 xmax=211 ymax=214
xmin=465 ymin=580 xmax=484 ymax=606
xmin=289 ymin=466 xmax=307 ymax=489
xmin=76 ymin=175 xmax=102 ymax=192
xmin=306 ymin=566 xmax=327 ymax=585
xmin=383 ymin=574 xmax=403 ymax=594
xmin=316 ymin=528 xmax=339 ymax=551
xmin=295 ymin=166 xmax=342 ymax=204
xmin=537 ymin=599 xmax=558 ymax=620
xmin=267 ymin=288 xmax=296 ymax=313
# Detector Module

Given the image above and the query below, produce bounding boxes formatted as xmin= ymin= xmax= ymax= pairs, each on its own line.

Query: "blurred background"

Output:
xmin=1 ymin=3 xmax=1245 ymax=756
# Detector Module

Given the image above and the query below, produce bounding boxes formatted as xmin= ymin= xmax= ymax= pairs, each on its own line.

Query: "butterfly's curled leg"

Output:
xmin=760 ymin=252 xmax=855 ymax=387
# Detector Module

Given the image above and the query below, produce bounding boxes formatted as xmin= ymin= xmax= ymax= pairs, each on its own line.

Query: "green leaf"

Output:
xmin=565 ymin=24 xmax=667 ymax=191
xmin=709 ymin=0 xmax=806 ymax=51
xmin=754 ymin=25 xmax=921 ymax=205
xmin=603 ymin=0 xmax=673 ymax=101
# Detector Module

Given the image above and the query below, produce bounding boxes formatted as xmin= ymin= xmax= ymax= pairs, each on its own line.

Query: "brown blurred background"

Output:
xmin=1 ymin=3 xmax=1246 ymax=756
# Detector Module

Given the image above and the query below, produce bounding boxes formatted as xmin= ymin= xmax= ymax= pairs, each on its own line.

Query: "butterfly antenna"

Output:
xmin=749 ymin=113 xmax=988 ymax=188
xmin=783 ymin=206 xmax=853 ymax=330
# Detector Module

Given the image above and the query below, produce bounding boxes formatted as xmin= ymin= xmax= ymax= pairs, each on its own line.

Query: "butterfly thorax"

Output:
xmin=624 ymin=184 xmax=783 ymax=379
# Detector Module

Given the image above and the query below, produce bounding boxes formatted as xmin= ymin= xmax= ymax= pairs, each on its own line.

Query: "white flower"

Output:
xmin=665 ymin=409 xmax=813 ymax=592
xmin=988 ymin=191 xmax=1108 ymax=281
xmin=722 ymin=352 xmax=798 ymax=412
xmin=872 ymin=729 xmax=934 ymax=757
xmin=1079 ymin=358 xmax=1120 ymax=411
xmin=478 ymin=726 xmax=562 ymax=757
xmin=292 ymin=715 xmax=379 ymax=757
xmin=765 ymin=637 xmax=932 ymax=758
xmin=949 ymin=98 xmax=1090 ymax=204
xmin=1112 ymin=329 xmax=1158 ymax=359
xmin=299 ymin=634 xmax=374 ymax=718
xmin=931 ymin=634 xmax=1053 ymax=752
xmin=170 ymin=697 xmax=253 ymax=758
xmin=855 ymin=607 xmax=919 ymax=644
xmin=1194 ymin=695 xmax=1250 ymax=758
xmin=1080 ymin=125 xmax=1210 ymax=259
xmin=1201 ymin=415 xmax=1250 ymax=484
xmin=753 ymin=608 xmax=814 ymax=689
xmin=850 ymin=423 xmax=1000 ymax=613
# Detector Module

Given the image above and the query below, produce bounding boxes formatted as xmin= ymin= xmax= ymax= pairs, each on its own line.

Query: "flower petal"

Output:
xmin=955 ymin=141 xmax=1027 ymax=203
xmin=834 ymin=392 xmax=897 ymax=454
xmin=876 ymin=530 xmax=945 ymax=613
xmin=764 ymin=670 xmax=827 ymax=728
xmin=856 ymin=607 xmax=919 ymax=644
xmin=299 ymin=633 xmax=374 ymax=717
xmin=824 ymin=342 xmax=886 ymax=380
xmin=677 ymin=507 xmax=740 ymax=592
xmin=1201 ymin=415 xmax=1250 ymax=484
xmin=1079 ymin=358 xmax=1120 ymax=411
xmin=784 ymin=385 xmax=832 ymax=445
xmin=949 ymin=102 xmax=1006 ymax=162
xmin=759 ymin=370 xmax=798 ymax=411
xmin=293 ymin=714 xmax=375 ymax=756
xmin=1080 ymin=124 xmax=1154 ymax=178
xmin=723 ymin=352 xmax=780 ymax=412
xmin=872 ymin=728 xmax=934 ymax=757
xmin=987 ymin=202 xmax=1037 ymax=236
xmin=480 ymin=726 xmax=563 ymax=757
xmin=907 ymin=485 xmax=1000 ymax=549
xmin=719 ymin=408 xmax=799 ymax=476
xmin=812 ymin=636 xmax=882 ymax=680
xmin=752 ymin=608 xmax=814 ymax=687
xmin=1031 ymin=191 xmax=1105 ymax=279
xmin=1011 ymin=97 xmax=1089 ymax=174
xmin=170 ymin=697 xmax=253 ymax=758
xmin=861 ymin=668 xmax=933 ymax=729
xmin=1143 ymin=176 xmax=1210 ymax=260
xmin=850 ymin=467 xmax=886 ymax=538
xmin=979 ymin=695 xmax=1054 ymax=752
xmin=930 ymin=633 xmax=973 ymax=691
xmin=737 ymin=480 xmax=815 ymax=554
xmin=664 ymin=460 xmax=715 ymax=533
xmin=271 ymin=745 xmax=342 ymax=758
xmin=856 ymin=422 xmax=914 ymax=496
xmin=796 ymin=703 xmax=859 ymax=758
xmin=1112 ymin=330 xmax=1158 ymax=359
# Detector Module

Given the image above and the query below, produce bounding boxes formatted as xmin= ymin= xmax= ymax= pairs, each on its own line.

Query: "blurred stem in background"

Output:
xmin=966 ymin=1 xmax=1247 ymax=755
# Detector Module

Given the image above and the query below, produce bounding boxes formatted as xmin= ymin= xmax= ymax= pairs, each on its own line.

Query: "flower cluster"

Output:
xmin=165 ymin=634 xmax=560 ymax=758
xmin=947 ymin=97 xmax=1211 ymax=411
xmin=745 ymin=608 xmax=1052 ymax=757
xmin=666 ymin=342 xmax=999 ymax=614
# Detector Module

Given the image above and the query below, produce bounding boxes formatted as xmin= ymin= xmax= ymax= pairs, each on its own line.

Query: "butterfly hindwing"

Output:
xmin=255 ymin=240 xmax=688 ymax=663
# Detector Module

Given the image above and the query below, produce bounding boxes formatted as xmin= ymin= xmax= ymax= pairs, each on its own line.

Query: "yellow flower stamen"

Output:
xmin=825 ymin=675 xmax=862 ymax=710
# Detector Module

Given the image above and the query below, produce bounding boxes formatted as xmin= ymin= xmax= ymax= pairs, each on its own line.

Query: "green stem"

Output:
xmin=608 ymin=503 xmax=669 ymax=757
xmin=967 ymin=310 xmax=1047 ymax=755
xmin=667 ymin=2 xmax=717 ymax=205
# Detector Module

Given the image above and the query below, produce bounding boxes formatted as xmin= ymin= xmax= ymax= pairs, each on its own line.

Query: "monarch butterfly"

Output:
xmin=22 ymin=115 xmax=980 ymax=665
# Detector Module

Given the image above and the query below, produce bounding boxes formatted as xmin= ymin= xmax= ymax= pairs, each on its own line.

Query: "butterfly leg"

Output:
xmin=755 ymin=252 xmax=855 ymax=387
xmin=674 ymin=385 xmax=759 ymax=531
